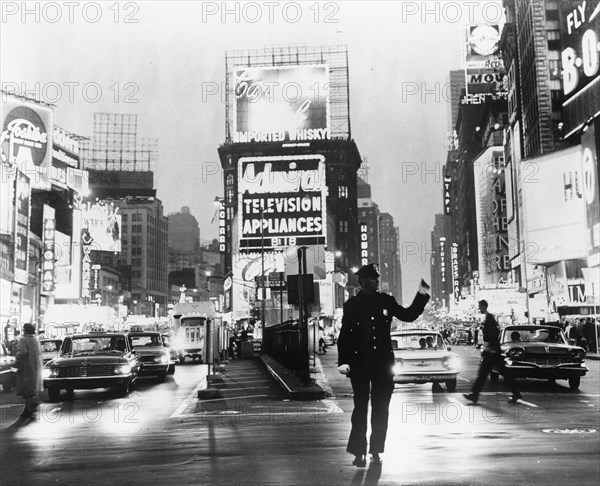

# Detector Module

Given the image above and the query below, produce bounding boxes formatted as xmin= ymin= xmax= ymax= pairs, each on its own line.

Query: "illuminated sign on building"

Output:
xmin=233 ymin=64 xmax=330 ymax=143
xmin=451 ymin=243 xmax=459 ymax=304
xmin=581 ymin=124 xmax=600 ymax=267
xmin=81 ymin=229 xmax=93 ymax=300
xmin=52 ymin=126 xmax=80 ymax=168
xmin=360 ymin=222 xmax=369 ymax=265
xmin=81 ymin=201 xmax=121 ymax=252
xmin=218 ymin=200 xmax=226 ymax=253
xmin=41 ymin=205 xmax=56 ymax=295
xmin=561 ymin=1 xmax=600 ymax=97
xmin=13 ymin=171 xmax=31 ymax=284
xmin=439 ymin=237 xmax=446 ymax=283
xmin=237 ymin=155 xmax=326 ymax=251
xmin=443 ymin=176 xmax=452 ymax=215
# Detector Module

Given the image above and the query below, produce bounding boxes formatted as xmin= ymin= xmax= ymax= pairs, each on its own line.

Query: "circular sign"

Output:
xmin=2 ymin=106 xmax=49 ymax=166
xmin=223 ymin=276 xmax=232 ymax=291
xmin=469 ymin=25 xmax=500 ymax=56
xmin=581 ymin=147 xmax=596 ymax=205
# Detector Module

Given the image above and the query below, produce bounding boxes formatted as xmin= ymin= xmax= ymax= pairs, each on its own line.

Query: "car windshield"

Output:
xmin=41 ymin=340 xmax=61 ymax=352
xmin=502 ymin=328 xmax=566 ymax=344
xmin=131 ymin=334 xmax=163 ymax=347
xmin=392 ymin=333 xmax=445 ymax=350
xmin=61 ymin=336 xmax=127 ymax=355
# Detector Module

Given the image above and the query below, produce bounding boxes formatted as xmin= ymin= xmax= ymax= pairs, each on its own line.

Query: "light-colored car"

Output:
xmin=0 ymin=342 xmax=16 ymax=392
xmin=391 ymin=330 xmax=461 ymax=391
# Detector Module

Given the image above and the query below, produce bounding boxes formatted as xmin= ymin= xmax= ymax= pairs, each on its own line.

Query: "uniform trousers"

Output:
xmin=347 ymin=364 xmax=395 ymax=456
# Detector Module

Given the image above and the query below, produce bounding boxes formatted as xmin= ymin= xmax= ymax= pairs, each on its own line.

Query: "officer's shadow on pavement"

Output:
xmin=349 ymin=462 xmax=382 ymax=486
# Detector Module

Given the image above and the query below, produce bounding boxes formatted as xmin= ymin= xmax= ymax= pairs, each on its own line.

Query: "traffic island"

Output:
xmin=260 ymin=354 xmax=327 ymax=400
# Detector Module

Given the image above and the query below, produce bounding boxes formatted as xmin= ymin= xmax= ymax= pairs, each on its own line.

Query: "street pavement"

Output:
xmin=1 ymin=345 xmax=599 ymax=486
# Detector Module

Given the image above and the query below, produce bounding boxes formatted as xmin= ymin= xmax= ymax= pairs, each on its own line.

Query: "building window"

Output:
xmin=339 ymin=185 xmax=348 ymax=198
xmin=550 ymin=89 xmax=563 ymax=111
xmin=547 ymin=30 xmax=561 ymax=50
xmin=339 ymin=220 xmax=348 ymax=233
xmin=226 ymin=207 xmax=234 ymax=220
xmin=226 ymin=188 xmax=234 ymax=203
xmin=122 ymin=214 xmax=128 ymax=222
xmin=226 ymin=174 xmax=234 ymax=186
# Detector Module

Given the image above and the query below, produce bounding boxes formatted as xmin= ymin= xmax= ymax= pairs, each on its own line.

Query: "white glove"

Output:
xmin=338 ymin=364 xmax=350 ymax=375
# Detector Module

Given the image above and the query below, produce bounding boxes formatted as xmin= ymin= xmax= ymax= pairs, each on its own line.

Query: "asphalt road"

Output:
xmin=1 ymin=346 xmax=599 ymax=486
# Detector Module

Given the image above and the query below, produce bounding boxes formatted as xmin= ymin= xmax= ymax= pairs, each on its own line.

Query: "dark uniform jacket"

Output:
xmin=337 ymin=291 xmax=430 ymax=368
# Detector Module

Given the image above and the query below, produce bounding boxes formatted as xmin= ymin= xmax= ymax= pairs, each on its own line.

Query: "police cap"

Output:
xmin=355 ymin=263 xmax=380 ymax=279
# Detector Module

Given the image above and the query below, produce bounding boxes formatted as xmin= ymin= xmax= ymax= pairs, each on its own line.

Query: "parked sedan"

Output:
xmin=129 ymin=332 xmax=170 ymax=381
xmin=492 ymin=325 xmax=588 ymax=390
xmin=43 ymin=332 xmax=140 ymax=401
xmin=0 ymin=342 xmax=16 ymax=392
xmin=391 ymin=330 xmax=461 ymax=391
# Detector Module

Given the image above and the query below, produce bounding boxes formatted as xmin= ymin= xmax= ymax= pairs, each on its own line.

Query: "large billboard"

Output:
xmin=80 ymin=201 xmax=122 ymax=252
xmin=523 ymin=146 xmax=587 ymax=263
xmin=233 ymin=65 xmax=330 ymax=143
xmin=237 ymin=155 xmax=326 ymax=252
xmin=464 ymin=24 xmax=506 ymax=97
xmin=1 ymin=98 xmax=53 ymax=190
xmin=560 ymin=0 xmax=600 ymax=98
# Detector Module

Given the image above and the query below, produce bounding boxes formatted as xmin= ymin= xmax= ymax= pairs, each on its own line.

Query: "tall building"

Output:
xmin=512 ymin=0 xmax=566 ymax=158
xmin=357 ymin=177 xmax=402 ymax=300
xmin=82 ymin=113 xmax=169 ymax=317
xmin=167 ymin=206 xmax=201 ymax=273
xmin=217 ymin=45 xmax=363 ymax=324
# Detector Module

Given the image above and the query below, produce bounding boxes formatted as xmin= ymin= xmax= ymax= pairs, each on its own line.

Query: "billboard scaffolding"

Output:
xmin=80 ymin=113 xmax=157 ymax=171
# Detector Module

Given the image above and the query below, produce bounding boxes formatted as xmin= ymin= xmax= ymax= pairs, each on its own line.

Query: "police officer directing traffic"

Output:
xmin=337 ymin=263 xmax=430 ymax=467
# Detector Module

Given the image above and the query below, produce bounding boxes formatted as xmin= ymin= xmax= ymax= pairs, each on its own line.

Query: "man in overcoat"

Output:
xmin=337 ymin=263 xmax=430 ymax=467
xmin=16 ymin=323 xmax=44 ymax=420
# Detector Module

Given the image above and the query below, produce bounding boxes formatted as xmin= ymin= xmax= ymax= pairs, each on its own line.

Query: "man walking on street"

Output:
xmin=15 ymin=323 xmax=43 ymax=421
xmin=463 ymin=300 xmax=522 ymax=405
xmin=337 ymin=263 xmax=430 ymax=467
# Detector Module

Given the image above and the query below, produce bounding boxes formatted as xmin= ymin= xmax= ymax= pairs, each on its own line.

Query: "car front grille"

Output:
xmin=59 ymin=365 xmax=116 ymax=377
xmin=519 ymin=357 xmax=577 ymax=366
xmin=140 ymin=356 xmax=158 ymax=364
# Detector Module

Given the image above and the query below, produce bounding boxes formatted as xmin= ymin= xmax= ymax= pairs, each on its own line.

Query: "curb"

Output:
xmin=259 ymin=355 xmax=327 ymax=400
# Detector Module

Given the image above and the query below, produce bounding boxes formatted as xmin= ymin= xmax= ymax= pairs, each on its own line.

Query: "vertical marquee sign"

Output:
xmin=238 ymin=155 xmax=326 ymax=252
xmin=13 ymin=171 xmax=31 ymax=284
xmin=360 ymin=222 xmax=369 ymax=265
xmin=41 ymin=205 xmax=56 ymax=294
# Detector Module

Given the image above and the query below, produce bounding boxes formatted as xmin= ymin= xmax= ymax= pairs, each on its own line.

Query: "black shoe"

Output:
xmin=508 ymin=394 xmax=522 ymax=404
xmin=370 ymin=453 xmax=382 ymax=465
xmin=463 ymin=393 xmax=478 ymax=404
xmin=352 ymin=455 xmax=366 ymax=467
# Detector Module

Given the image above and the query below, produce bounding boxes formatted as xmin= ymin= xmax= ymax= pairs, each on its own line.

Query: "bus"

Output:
xmin=171 ymin=301 xmax=222 ymax=364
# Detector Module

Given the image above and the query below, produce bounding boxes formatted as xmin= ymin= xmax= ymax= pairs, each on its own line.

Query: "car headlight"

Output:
xmin=442 ymin=356 xmax=461 ymax=370
xmin=507 ymin=347 xmax=525 ymax=358
xmin=114 ymin=364 xmax=132 ymax=375
xmin=392 ymin=359 xmax=404 ymax=375
xmin=42 ymin=368 xmax=58 ymax=379
xmin=154 ymin=355 xmax=169 ymax=364
xmin=569 ymin=349 xmax=586 ymax=360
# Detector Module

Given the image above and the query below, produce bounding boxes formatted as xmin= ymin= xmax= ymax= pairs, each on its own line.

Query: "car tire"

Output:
xmin=157 ymin=372 xmax=167 ymax=383
xmin=168 ymin=364 xmax=175 ymax=374
xmin=48 ymin=387 xmax=61 ymax=402
xmin=490 ymin=371 xmax=500 ymax=383
xmin=568 ymin=376 xmax=581 ymax=390
xmin=120 ymin=379 xmax=134 ymax=397
xmin=2 ymin=380 xmax=13 ymax=393
xmin=445 ymin=378 xmax=457 ymax=392
xmin=179 ymin=356 xmax=185 ymax=364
